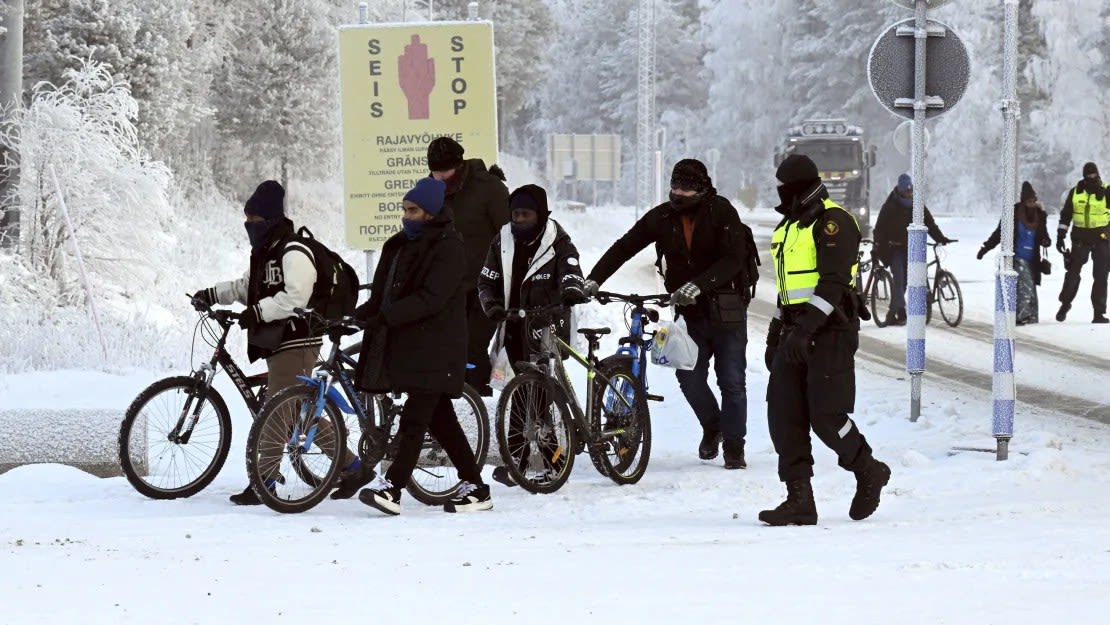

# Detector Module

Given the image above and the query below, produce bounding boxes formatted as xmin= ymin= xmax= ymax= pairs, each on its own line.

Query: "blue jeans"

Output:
xmin=675 ymin=315 xmax=748 ymax=443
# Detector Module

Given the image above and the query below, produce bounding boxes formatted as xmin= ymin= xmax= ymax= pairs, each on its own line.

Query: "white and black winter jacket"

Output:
xmin=210 ymin=221 xmax=323 ymax=362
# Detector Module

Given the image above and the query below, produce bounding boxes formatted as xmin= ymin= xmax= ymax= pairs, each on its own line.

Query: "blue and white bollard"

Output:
xmin=992 ymin=264 xmax=1017 ymax=459
xmin=907 ymin=224 xmax=928 ymax=421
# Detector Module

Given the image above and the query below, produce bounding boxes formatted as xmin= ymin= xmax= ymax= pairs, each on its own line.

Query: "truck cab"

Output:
xmin=774 ymin=119 xmax=876 ymax=237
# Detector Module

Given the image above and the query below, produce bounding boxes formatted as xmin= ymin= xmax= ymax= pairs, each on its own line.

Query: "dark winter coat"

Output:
xmin=355 ymin=216 xmax=467 ymax=397
xmin=212 ymin=219 xmax=323 ymax=363
xmin=587 ymin=190 xmax=747 ymax=319
xmin=440 ymin=158 xmax=511 ymax=291
xmin=981 ymin=202 xmax=1052 ymax=285
xmin=478 ymin=219 xmax=585 ymax=360
xmin=872 ymin=188 xmax=948 ymax=266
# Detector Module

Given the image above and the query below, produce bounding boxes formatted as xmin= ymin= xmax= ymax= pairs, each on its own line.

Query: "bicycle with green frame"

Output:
xmin=494 ymin=297 xmax=667 ymax=494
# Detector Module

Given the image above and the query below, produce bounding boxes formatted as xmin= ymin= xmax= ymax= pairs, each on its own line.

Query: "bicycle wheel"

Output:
xmin=494 ymin=372 xmax=576 ymax=494
xmin=245 ymin=385 xmax=347 ymax=514
xmin=402 ymin=384 xmax=490 ymax=505
xmin=935 ymin=270 xmax=964 ymax=327
xmin=870 ymin=269 xmax=893 ymax=327
xmin=118 ymin=376 xmax=232 ymax=500
xmin=590 ymin=360 xmax=652 ymax=485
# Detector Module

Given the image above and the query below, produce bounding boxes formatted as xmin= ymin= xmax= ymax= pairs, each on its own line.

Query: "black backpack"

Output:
xmin=295 ymin=226 xmax=359 ymax=320
xmin=735 ymin=219 xmax=760 ymax=302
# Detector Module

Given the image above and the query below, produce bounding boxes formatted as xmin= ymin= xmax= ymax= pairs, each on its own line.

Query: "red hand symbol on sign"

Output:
xmin=398 ymin=34 xmax=435 ymax=120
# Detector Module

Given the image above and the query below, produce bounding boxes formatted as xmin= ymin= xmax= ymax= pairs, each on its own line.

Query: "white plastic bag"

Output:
xmin=650 ymin=318 xmax=698 ymax=370
xmin=489 ymin=345 xmax=515 ymax=390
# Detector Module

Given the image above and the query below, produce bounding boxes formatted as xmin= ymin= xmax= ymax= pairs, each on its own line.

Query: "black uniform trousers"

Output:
xmin=1059 ymin=234 xmax=1110 ymax=315
xmin=766 ymin=328 xmax=872 ymax=482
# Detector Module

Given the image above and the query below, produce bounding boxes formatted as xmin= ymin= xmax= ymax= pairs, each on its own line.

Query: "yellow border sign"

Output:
xmin=338 ymin=21 xmax=498 ymax=250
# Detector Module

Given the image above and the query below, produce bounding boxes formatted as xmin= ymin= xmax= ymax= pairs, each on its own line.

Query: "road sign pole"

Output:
xmin=993 ymin=0 xmax=1020 ymax=460
xmin=906 ymin=0 xmax=930 ymax=422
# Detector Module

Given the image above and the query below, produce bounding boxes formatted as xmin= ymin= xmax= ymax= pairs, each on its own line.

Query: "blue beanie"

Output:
xmin=403 ymin=178 xmax=447 ymax=215
xmin=897 ymin=174 xmax=913 ymax=192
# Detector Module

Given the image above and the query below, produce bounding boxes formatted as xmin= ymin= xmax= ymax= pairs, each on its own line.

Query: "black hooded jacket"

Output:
xmin=439 ymin=158 xmax=511 ymax=290
xmin=587 ymin=189 xmax=746 ymax=318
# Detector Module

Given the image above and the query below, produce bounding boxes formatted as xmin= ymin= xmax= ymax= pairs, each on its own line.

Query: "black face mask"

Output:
xmin=511 ymin=221 xmax=541 ymax=241
xmin=669 ymin=192 xmax=701 ymax=212
xmin=776 ymin=185 xmax=794 ymax=208
xmin=245 ymin=218 xmax=281 ymax=249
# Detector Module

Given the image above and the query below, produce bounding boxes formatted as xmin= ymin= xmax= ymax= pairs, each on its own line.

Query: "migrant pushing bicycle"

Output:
xmin=244 ymin=308 xmax=489 ymax=514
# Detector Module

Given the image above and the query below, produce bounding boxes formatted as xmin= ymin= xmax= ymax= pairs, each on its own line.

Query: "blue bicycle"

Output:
xmin=244 ymin=309 xmax=489 ymax=514
xmin=493 ymin=292 xmax=668 ymax=494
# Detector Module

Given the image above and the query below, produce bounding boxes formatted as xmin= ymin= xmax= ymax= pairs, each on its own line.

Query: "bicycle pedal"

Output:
xmin=646 ymin=394 xmax=664 ymax=402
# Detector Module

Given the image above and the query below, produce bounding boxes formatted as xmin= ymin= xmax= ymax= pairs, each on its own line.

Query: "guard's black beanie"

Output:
xmin=1083 ymin=162 xmax=1099 ymax=177
xmin=775 ymin=154 xmax=820 ymax=186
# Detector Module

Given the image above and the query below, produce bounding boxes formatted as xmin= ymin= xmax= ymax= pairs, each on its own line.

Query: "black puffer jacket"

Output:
xmin=478 ymin=217 xmax=585 ymax=359
xmin=355 ymin=215 xmax=467 ymax=397
xmin=440 ymin=158 xmax=511 ymax=291
xmin=587 ymin=190 xmax=746 ymax=319
xmin=872 ymin=188 xmax=948 ymax=265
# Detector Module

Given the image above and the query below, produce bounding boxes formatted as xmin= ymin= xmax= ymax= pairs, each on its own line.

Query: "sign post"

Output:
xmin=869 ymin=0 xmax=968 ymax=423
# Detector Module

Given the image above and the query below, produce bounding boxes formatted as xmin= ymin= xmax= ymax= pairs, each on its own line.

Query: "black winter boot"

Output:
xmin=758 ymin=479 xmax=818 ymax=526
xmin=722 ymin=439 xmax=746 ymax=469
xmin=698 ymin=429 xmax=722 ymax=460
xmin=849 ymin=458 xmax=891 ymax=521
xmin=1056 ymin=303 xmax=1070 ymax=322
xmin=1093 ymin=314 xmax=1109 ymax=324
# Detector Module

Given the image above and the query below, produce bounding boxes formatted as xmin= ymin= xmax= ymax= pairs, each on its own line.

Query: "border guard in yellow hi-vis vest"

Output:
xmin=759 ymin=154 xmax=891 ymax=527
xmin=1055 ymin=161 xmax=1109 ymax=324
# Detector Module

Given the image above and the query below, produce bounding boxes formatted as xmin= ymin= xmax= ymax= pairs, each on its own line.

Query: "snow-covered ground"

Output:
xmin=2 ymin=203 xmax=1109 ymax=625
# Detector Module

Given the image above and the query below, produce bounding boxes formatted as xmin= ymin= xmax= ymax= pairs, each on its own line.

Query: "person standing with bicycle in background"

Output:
xmin=872 ymin=174 xmax=954 ymax=326
xmin=191 ymin=180 xmax=370 ymax=505
xmin=355 ymin=177 xmax=493 ymax=515
xmin=1054 ymin=162 xmax=1110 ymax=324
xmin=759 ymin=154 xmax=890 ymax=526
xmin=476 ymin=184 xmax=589 ymax=486
xmin=584 ymin=159 xmax=753 ymax=470
xmin=426 ymin=136 xmax=511 ymax=396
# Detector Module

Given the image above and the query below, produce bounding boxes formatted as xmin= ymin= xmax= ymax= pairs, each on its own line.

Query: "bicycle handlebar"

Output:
xmin=187 ymin=293 xmax=241 ymax=323
xmin=594 ymin=291 xmax=671 ymax=306
xmin=293 ymin=307 xmax=365 ymax=333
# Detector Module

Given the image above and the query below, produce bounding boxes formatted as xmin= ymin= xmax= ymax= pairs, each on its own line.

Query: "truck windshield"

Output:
xmin=800 ymin=142 xmax=861 ymax=172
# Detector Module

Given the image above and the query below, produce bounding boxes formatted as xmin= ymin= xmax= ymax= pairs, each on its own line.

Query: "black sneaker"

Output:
xmin=1094 ymin=314 xmax=1109 ymax=324
xmin=444 ymin=482 xmax=493 ymax=513
xmin=491 ymin=465 xmax=517 ymax=487
xmin=723 ymin=439 xmax=746 ymax=470
xmin=331 ymin=461 xmax=376 ymax=500
xmin=1056 ymin=303 xmax=1070 ymax=322
xmin=698 ymin=430 xmax=722 ymax=460
xmin=229 ymin=480 xmax=275 ymax=506
xmin=359 ymin=482 xmax=402 ymax=515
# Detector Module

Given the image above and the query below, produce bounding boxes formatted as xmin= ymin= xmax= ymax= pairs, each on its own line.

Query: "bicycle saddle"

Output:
xmin=577 ymin=327 xmax=612 ymax=337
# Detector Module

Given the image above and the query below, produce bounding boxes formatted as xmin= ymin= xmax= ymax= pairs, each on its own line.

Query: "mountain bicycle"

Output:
xmin=926 ymin=240 xmax=964 ymax=327
xmin=494 ymin=296 xmax=667 ymax=494
xmin=245 ymin=308 xmax=489 ymax=514
xmin=118 ymin=298 xmax=262 ymax=499
xmin=856 ymin=239 xmax=895 ymax=327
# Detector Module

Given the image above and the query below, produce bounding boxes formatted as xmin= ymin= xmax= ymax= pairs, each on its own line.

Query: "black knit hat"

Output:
xmin=775 ymin=154 xmax=820 ymax=186
xmin=427 ymin=137 xmax=465 ymax=172
xmin=1083 ymin=162 xmax=1099 ymax=177
xmin=509 ymin=184 xmax=550 ymax=219
xmin=244 ymin=180 xmax=285 ymax=220
xmin=1020 ymin=181 xmax=1037 ymax=202
xmin=670 ymin=159 xmax=711 ymax=192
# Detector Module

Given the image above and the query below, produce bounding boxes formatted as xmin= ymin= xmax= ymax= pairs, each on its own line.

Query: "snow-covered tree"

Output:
xmin=211 ymin=0 xmax=339 ymax=190
xmin=0 ymin=58 xmax=172 ymax=300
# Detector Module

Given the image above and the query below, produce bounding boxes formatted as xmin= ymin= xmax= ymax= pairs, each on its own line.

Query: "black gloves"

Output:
xmin=937 ymin=237 xmax=953 ymax=246
xmin=582 ymin=279 xmax=600 ymax=297
xmin=561 ymin=287 xmax=589 ymax=306
xmin=191 ymin=288 xmax=216 ymax=311
xmin=485 ymin=304 xmax=507 ymax=322
xmin=782 ymin=326 xmax=814 ymax=364
xmin=764 ymin=317 xmax=783 ymax=372
xmin=671 ymin=282 xmax=701 ymax=307
xmin=1056 ymin=233 xmax=1067 ymax=254
xmin=238 ymin=307 xmax=260 ymax=331
xmin=976 ymin=246 xmax=988 ymax=260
